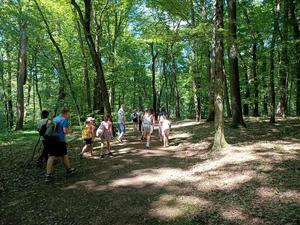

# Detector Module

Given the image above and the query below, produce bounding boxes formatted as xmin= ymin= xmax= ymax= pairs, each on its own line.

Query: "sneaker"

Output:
xmin=100 ymin=154 xmax=105 ymax=158
xmin=66 ymin=168 xmax=76 ymax=176
xmin=45 ymin=173 xmax=54 ymax=183
xmin=108 ymin=152 xmax=114 ymax=157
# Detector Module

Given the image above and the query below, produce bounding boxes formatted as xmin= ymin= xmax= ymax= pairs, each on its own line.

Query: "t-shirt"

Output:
xmin=162 ymin=119 xmax=171 ymax=131
xmin=102 ymin=120 xmax=112 ymax=134
xmin=37 ymin=118 xmax=49 ymax=141
xmin=118 ymin=108 xmax=125 ymax=124
xmin=53 ymin=115 xmax=69 ymax=143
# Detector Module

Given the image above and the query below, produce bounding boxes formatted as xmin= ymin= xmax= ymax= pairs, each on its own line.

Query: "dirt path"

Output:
xmin=1 ymin=119 xmax=300 ymax=225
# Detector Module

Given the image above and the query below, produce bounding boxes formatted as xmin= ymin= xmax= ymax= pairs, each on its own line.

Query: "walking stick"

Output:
xmin=30 ymin=136 xmax=41 ymax=162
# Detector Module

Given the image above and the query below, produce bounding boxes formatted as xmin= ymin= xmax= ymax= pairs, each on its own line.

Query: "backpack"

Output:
xmin=39 ymin=119 xmax=48 ymax=137
xmin=132 ymin=112 xmax=138 ymax=122
xmin=44 ymin=121 xmax=60 ymax=142
xmin=82 ymin=125 xmax=92 ymax=139
xmin=96 ymin=122 xmax=105 ymax=137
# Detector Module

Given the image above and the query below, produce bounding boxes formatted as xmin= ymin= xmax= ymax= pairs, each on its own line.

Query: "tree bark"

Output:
xmin=252 ymin=41 xmax=259 ymax=117
xmin=228 ymin=0 xmax=245 ymax=127
xmin=171 ymin=49 xmax=181 ymax=119
xmin=71 ymin=0 xmax=111 ymax=115
xmin=289 ymin=0 xmax=300 ymax=115
xmin=224 ymin=73 xmax=232 ymax=117
xmin=16 ymin=19 xmax=27 ymax=130
xmin=5 ymin=46 xmax=13 ymax=128
xmin=190 ymin=0 xmax=201 ymax=121
xmin=207 ymin=33 xmax=215 ymax=121
xmin=75 ymin=14 xmax=91 ymax=111
xmin=150 ymin=43 xmax=158 ymax=118
xmin=269 ymin=0 xmax=279 ymax=123
xmin=277 ymin=0 xmax=288 ymax=117
xmin=212 ymin=0 xmax=228 ymax=150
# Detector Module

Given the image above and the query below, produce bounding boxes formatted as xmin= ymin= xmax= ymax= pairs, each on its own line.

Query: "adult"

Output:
xmin=36 ymin=110 xmax=50 ymax=165
xmin=117 ymin=103 xmax=126 ymax=143
xmin=131 ymin=109 xmax=139 ymax=131
xmin=137 ymin=107 xmax=143 ymax=132
xmin=142 ymin=108 xmax=155 ymax=148
xmin=45 ymin=107 xmax=76 ymax=183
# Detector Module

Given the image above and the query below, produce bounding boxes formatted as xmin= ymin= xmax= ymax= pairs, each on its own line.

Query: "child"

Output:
xmin=97 ymin=115 xmax=113 ymax=157
xmin=161 ymin=114 xmax=171 ymax=147
xmin=80 ymin=117 xmax=95 ymax=157
xmin=142 ymin=108 xmax=154 ymax=148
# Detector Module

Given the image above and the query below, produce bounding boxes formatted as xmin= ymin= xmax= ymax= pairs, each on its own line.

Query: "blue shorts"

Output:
xmin=117 ymin=123 xmax=125 ymax=134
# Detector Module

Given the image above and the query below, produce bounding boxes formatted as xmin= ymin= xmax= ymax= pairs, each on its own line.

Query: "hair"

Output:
xmin=104 ymin=114 xmax=112 ymax=121
xmin=61 ymin=107 xmax=69 ymax=115
xmin=148 ymin=108 xmax=154 ymax=115
xmin=41 ymin=110 xmax=49 ymax=119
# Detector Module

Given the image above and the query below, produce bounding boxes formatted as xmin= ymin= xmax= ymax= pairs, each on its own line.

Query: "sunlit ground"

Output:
xmin=1 ymin=118 xmax=299 ymax=224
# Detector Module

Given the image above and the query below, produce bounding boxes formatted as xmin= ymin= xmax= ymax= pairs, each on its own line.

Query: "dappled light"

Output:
xmin=2 ymin=118 xmax=300 ymax=224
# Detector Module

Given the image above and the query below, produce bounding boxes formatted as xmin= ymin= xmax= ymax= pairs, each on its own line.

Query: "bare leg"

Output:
xmin=62 ymin=155 xmax=71 ymax=169
xmin=46 ymin=156 xmax=55 ymax=174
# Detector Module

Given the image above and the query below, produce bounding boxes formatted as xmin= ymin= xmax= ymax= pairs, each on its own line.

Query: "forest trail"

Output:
xmin=1 ymin=119 xmax=300 ymax=225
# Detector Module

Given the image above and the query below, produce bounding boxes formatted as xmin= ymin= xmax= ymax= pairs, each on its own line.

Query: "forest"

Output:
xmin=0 ymin=0 xmax=299 ymax=225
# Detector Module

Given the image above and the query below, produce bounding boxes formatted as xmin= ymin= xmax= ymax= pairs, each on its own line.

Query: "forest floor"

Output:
xmin=0 ymin=117 xmax=299 ymax=225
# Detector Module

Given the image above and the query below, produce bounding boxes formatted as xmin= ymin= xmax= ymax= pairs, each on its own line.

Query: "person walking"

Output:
xmin=117 ymin=103 xmax=126 ymax=143
xmin=142 ymin=108 xmax=155 ymax=148
xmin=45 ymin=107 xmax=76 ymax=183
xmin=80 ymin=117 xmax=95 ymax=157
xmin=36 ymin=110 xmax=50 ymax=165
xmin=97 ymin=114 xmax=114 ymax=157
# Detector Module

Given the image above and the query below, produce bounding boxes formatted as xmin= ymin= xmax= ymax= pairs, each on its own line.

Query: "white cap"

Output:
xmin=85 ymin=117 xmax=95 ymax=122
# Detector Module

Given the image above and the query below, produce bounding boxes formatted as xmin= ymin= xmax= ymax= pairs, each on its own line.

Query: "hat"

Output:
xmin=85 ymin=117 xmax=95 ymax=122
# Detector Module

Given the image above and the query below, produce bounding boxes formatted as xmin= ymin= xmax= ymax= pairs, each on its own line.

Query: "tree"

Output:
xmin=16 ymin=0 xmax=28 ymax=130
xmin=71 ymin=0 xmax=111 ymax=114
xmin=228 ymin=0 xmax=245 ymax=127
xmin=212 ymin=0 xmax=228 ymax=150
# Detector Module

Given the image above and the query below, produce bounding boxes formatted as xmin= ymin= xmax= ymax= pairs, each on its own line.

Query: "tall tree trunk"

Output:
xmin=269 ymin=0 xmax=279 ymax=123
xmin=207 ymin=48 xmax=215 ymax=121
xmin=224 ymin=74 xmax=231 ymax=117
xmin=171 ymin=49 xmax=180 ymax=119
xmin=33 ymin=51 xmax=42 ymax=113
xmin=190 ymin=0 xmax=201 ymax=121
xmin=150 ymin=43 xmax=158 ymax=118
xmin=289 ymin=0 xmax=300 ymax=115
xmin=34 ymin=0 xmax=82 ymax=125
xmin=228 ymin=0 xmax=245 ymax=127
xmin=75 ymin=15 xmax=91 ymax=111
xmin=212 ymin=0 xmax=228 ymax=150
xmin=24 ymin=66 xmax=31 ymax=123
xmin=71 ymin=0 xmax=111 ymax=115
xmin=252 ymin=41 xmax=259 ymax=117
xmin=6 ymin=46 xmax=13 ymax=128
xmin=0 ymin=53 xmax=8 ymax=127
xmin=16 ymin=20 xmax=27 ymax=130
xmin=277 ymin=0 xmax=289 ymax=117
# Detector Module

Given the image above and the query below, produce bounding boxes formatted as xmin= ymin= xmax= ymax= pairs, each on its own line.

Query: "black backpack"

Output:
xmin=44 ymin=121 xmax=60 ymax=142
xmin=38 ymin=119 xmax=48 ymax=137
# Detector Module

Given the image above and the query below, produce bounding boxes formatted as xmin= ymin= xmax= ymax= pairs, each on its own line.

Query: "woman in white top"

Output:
xmin=142 ymin=108 xmax=154 ymax=148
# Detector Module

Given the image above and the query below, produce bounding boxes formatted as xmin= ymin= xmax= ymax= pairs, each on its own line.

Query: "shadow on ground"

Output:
xmin=0 ymin=118 xmax=299 ymax=225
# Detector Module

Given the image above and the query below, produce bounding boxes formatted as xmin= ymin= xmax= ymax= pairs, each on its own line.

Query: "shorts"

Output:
xmin=83 ymin=138 xmax=93 ymax=145
xmin=143 ymin=125 xmax=153 ymax=134
xmin=117 ymin=123 xmax=126 ymax=134
xmin=47 ymin=141 xmax=67 ymax=157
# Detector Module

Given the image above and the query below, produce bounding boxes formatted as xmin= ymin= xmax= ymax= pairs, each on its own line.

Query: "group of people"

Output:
xmin=36 ymin=104 xmax=171 ymax=183
xmin=130 ymin=107 xmax=171 ymax=148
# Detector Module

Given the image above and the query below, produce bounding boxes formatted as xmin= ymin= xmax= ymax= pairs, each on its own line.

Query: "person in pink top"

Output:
xmin=97 ymin=115 xmax=114 ymax=157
